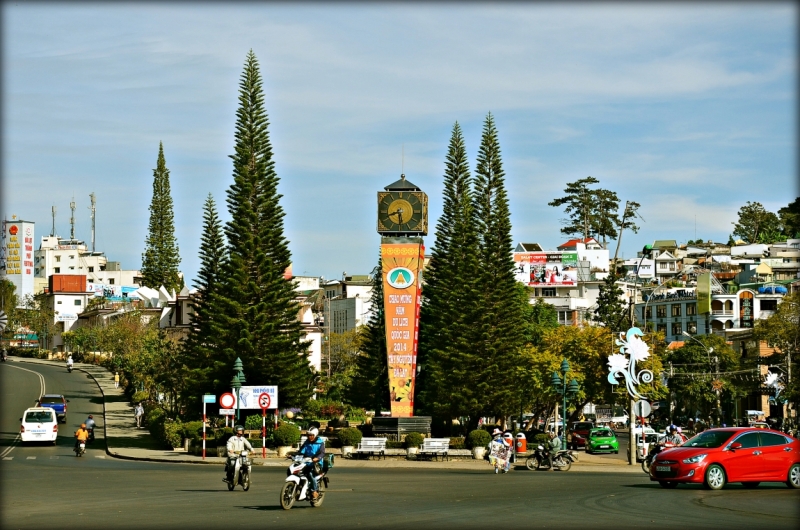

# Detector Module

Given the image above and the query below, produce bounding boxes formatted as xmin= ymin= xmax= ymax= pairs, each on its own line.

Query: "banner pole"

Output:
xmin=202 ymin=401 xmax=206 ymax=460
xmin=262 ymin=410 xmax=266 ymax=458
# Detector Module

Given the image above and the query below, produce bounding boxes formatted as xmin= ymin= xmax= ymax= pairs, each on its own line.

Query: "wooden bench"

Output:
xmin=419 ymin=438 xmax=450 ymax=461
xmin=354 ymin=437 xmax=387 ymax=459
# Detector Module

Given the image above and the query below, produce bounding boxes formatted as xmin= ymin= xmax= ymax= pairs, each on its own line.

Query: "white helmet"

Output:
xmin=308 ymin=427 xmax=319 ymax=436
xmin=492 ymin=428 xmax=502 ymax=436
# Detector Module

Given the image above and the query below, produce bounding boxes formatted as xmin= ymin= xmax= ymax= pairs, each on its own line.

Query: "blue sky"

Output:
xmin=3 ymin=3 xmax=796 ymax=286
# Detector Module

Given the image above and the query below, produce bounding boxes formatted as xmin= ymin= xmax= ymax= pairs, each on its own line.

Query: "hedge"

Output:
xmin=274 ymin=423 xmax=301 ymax=447
xmin=467 ymin=429 xmax=491 ymax=448
xmin=404 ymin=432 xmax=424 ymax=448
xmin=337 ymin=427 xmax=363 ymax=447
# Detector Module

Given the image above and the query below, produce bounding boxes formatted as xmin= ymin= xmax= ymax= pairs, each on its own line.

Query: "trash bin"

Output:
xmin=515 ymin=432 xmax=527 ymax=453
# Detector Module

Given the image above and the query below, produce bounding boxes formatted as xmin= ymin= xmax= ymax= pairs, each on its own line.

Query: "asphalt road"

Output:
xmin=2 ymin=362 xmax=799 ymax=530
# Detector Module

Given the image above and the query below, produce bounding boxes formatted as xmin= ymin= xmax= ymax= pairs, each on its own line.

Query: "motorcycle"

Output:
xmin=224 ymin=450 xmax=251 ymax=491
xmin=280 ymin=454 xmax=333 ymax=510
xmin=1 ymin=352 xmax=7 ymax=362
xmin=67 ymin=364 xmax=73 ymax=373
xmin=526 ymin=445 xmax=576 ymax=471
xmin=74 ymin=440 xmax=86 ymax=457
xmin=87 ymin=428 xmax=95 ymax=444
xmin=641 ymin=443 xmax=667 ymax=474
xmin=525 ymin=445 xmax=549 ymax=470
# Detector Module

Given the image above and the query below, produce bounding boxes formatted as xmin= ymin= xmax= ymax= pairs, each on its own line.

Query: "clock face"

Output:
xmin=377 ymin=191 xmax=427 ymax=235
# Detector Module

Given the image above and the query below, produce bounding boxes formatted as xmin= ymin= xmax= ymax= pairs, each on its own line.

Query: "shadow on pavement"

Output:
xmin=107 ymin=435 xmax=165 ymax=451
xmin=240 ymin=505 xmax=301 ymax=511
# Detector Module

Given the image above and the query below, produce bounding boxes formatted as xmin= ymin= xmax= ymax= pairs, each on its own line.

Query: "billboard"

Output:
xmin=231 ymin=385 xmax=279 ymax=410
xmin=514 ymin=252 xmax=578 ymax=286
xmin=739 ymin=291 xmax=754 ymax=328
xmin=697 ymin=272 xmax=711 ymax=314
xmin=381 ymin=240 xmax=425 ymax=417
xmin=3 ymin=220 xmax=35 ymax=306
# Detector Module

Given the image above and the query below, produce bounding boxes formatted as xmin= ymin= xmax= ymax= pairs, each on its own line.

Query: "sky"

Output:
xmin=3 ymin=3 xmax=797 ymax=286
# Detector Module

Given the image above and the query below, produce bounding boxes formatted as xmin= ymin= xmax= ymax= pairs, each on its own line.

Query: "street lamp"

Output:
xmin=231 ymin=357 xmax=246 ymax=422
xmin=551 ymin=358 xmax=580 ymax=450
xmin=682 ymin=331 xmax=721 ymax=425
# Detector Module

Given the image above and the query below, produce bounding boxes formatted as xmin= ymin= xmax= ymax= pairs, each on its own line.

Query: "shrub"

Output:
xmin=181 ymin=421 xmax=205 ymax=442
xmin=449 ymin=437 xmax=465 ymax=449
xmin=337 ymin=427 xmax=363 ymax=447
xmin=274 ymin=423 xmax=301 ymax=447
xmin=215 ymin=427 xmax=234 ymax=447
xmin=244 ymin=414 xmax=263 ymax=430
xmin=385 ymin=440 xmax=404 ymax=449
xmin=320 ymin=401 xmax=344 ymax=419
xmin=404 ymin=432 xmax=424 ymax=448
xmin=302 ymin=398 xmax=322 ymax=419
xmin=533 ymin=433 xmax=550 ymax=446
xmin=467 ymin=429 xmax=491 ymax=448
xmin=163 ymin=419 xmax=183 ymax=448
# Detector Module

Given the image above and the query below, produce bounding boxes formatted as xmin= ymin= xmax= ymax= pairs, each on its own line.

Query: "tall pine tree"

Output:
xmin=472 ymin=113 xmax=527 ymax=419
xmin=418 ymin=122 xmax=483 ymax=424
xmin=141 ymin=142 xmax=182 ymax=293
xmin=210 ymin=51 xmax=313 ymax=408
xmin=181 ymin=194 xmax=226 ymax=413
xmin=347 ymin=258 xmax=390 ymax=413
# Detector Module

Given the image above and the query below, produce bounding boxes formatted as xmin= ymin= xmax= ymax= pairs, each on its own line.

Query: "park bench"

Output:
xmin=354 ymin=437 xmax=387 ymax=459
xmin=419 ymin=438 xmax=450 ymax=461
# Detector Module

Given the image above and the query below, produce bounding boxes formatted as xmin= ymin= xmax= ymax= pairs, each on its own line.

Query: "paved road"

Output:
xmin=2 ymin=362 xmax=798 ymax=530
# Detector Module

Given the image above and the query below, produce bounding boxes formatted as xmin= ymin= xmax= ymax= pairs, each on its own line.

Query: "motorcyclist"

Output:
xmin=66 ymin=355 xmax=74 ymax=371
xmin=1 ymin=349 xmax=7 ymax=362
xmin=225 ymin=425 xmax=253 ymax=484
xmin=545 ymin=430 xmax=561 ymax=471
xmin=297 ymin=427 xmax=325 ymax=500
xmin=664 ymin=425 xmax=683 ymax=447
xmin=85 ymin=415 xmax=96 ymax=442
xmin=74 ymin=423 xmax=90 ymax=451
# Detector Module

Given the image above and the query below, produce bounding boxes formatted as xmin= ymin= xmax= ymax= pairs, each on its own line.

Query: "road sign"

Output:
xmin=235 ymin=386 xmax=278 ymax=410
xmin=203 ymin=394 xmax=216 ymax=404
xmin=258 ymin=392 xmax=271 ymax=410
xmin=219 ymin=392 xmax=235 ymax=409
xmin=633 ymin=400 xmax=652 ymax=418
xmin=219 ymin=408 xmax=235 ymax=415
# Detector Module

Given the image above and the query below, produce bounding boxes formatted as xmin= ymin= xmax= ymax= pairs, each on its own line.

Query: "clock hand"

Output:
xmin=390 ymin=209 xmax=405 ymax=224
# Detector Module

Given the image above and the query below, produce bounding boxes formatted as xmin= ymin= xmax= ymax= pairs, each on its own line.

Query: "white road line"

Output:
xmin=3 ymin=457 xmax=12 ymax=460
xmin=95 ymin=455 xmax=105 ymax=459
xmin=1 ymin=364 xmax=46 ymax=459
xmin=26 ymin=456 xmax=36 ymax=460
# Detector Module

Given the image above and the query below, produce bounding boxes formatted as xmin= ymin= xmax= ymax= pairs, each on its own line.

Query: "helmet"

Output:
xmin=81 ymin=423 xmax=86 ymax=428
xmin=308 ymin=427 xmax=319 ymax=437
xmin=235 ymin=425 xmax=244 ymax=433
xmin=669 ymin=424 xmax=677 ymax=432
xmin=88 ymin=415 xmax=93 ymax=419
xmin=492 ymin=428 xmax=502 ymax=436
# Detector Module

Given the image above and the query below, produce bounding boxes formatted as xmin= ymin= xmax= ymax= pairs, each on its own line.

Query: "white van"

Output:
xmin=20 ymin=407 xmax=58 ymax=444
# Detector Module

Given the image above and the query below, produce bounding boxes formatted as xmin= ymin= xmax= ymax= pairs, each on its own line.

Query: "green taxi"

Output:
xmin=586 ymin=427 xmax=619 ymax=454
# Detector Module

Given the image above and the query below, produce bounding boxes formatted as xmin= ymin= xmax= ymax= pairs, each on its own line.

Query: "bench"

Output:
xmin=354 ymin=437 xmax=387 ymax=459
xmin=419 ymin=438 xmax=450 ymax=461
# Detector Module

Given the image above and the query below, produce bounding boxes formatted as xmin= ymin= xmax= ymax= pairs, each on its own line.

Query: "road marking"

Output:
xmin=1 ymin=364 xmax=47 ymax=459
xmin=50 ymin=456 xmax=59 ymax=459
xmin=27 ymin=456 xmax=36 ymax=460
xmin=95 ymin=455 xmax=105 ymax=459
xmin=3 ymin=457 xmax=12 ymax=460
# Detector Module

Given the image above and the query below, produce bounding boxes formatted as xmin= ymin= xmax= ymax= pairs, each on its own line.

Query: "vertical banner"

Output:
xmin=381 ymin=240 xmax=424 ymax=417
xmin=696 ymin=272 xmax=711 ymax=314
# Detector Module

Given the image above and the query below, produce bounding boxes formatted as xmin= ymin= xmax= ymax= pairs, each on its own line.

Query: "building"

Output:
xmin=1 ymin=217 xmax=36 ymax=305
xmin=322 ymin=275 xmax=375 ymax=334
xmin=34 ymin=235 xmax=141 ymax=288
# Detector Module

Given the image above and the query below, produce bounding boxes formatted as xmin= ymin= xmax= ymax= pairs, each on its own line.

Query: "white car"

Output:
xmin=20 ymin=407 xmax=58 ymax=444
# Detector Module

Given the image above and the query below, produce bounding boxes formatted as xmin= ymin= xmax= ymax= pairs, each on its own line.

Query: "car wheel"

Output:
xmin=704 ymin=464 xmax=726 ymax=490
xmin=742 ymin=482 xmax=759 ymax=489
xmin=787 ymin=463 xmax=800 ymax=489
xmin=659 ymin=481 xmax=678 ymax=489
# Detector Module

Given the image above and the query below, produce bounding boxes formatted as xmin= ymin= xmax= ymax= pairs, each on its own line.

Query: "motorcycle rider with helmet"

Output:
xmin=297 ymin=427 xmax=325 ymax=500
xmin=225 ymin=425 xmax=253 ymax=484
xmin=85 ymin=415 xmax=96 ymax=443
xmin=664 ymin=425 xmax=683 ymax=447
xmin=74 ymin=423 xmax=90 ymax=451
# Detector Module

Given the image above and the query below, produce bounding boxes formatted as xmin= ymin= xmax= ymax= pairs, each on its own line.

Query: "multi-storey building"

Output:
xmin=34 ymin=235 xmax=141 ymax=290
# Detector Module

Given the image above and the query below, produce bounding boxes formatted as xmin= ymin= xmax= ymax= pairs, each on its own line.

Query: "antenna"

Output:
xmin=89 ymin=192 xmax=96 ymax=252
xmin=51 ymin=205 xmax=57 ymax=237
xmin=70 ymin=197 xmax=76 ymax=240
xmin=402 ymin=144 xmax=404 ymax=174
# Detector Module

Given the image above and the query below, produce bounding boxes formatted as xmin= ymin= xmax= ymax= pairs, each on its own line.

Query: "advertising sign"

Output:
xmin=514 ymin=252 xmax=578 ymax=286
xmin=697 ymin=272 xmax=711 ymax=314
xmin=381 ymin=240 xmax=425 ymax=417
xmin=3 ymin=220 xmax=35 ymax=306
xmin=739 ymin=291 xmax=754 ymax=328
xmin=234 ymin=385 xmax=279 ymax=410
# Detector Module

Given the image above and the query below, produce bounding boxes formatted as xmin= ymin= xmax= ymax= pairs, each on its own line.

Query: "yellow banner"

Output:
xmin=381 ymin=241 xmax=424 ymax=417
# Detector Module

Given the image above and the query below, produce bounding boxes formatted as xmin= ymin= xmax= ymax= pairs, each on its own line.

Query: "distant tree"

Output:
xmin=593 ymin=273 xmax=630 ymax=330
xmin=732 ymin=201 xmax=781 ymax=244
xmin=18 ymin=294 xmax=55 ymax=352
xmin=518 ymin=287 xmax=558 ymax=347
xmin=141 ymin=142 xmax=182 ymax=293
xmin=755 ymin=292 xmax=800 ymax=406
xmin=0 ymin=279 xmax=19 ymax=343
xmin=778 ymin=197 xmax=800 ymax=239
xmin=211 ymin=51 xmax=313 ymax=409
xmin=319 ymin=328 xmax=361 ymax=403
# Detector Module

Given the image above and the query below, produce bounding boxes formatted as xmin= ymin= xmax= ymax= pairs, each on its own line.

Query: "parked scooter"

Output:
xmin=224 ymin=450 xmax=251 ymax=491
xmin=280 ymin=454 xmax=334 ymax=510
xmin=74 ymin=440 xmax=86 ymax=457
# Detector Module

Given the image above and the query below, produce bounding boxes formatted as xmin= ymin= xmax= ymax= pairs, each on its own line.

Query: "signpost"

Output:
xmin=220 ymin=392 xmax=235 ymax=427
xmin=258 ymin=393 xmax=271 ymax=458
xmin=201 ymin=394 xmax=216 ymax=460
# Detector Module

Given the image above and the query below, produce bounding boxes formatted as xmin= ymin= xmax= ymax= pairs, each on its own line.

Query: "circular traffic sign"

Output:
xmin=633 ymin=400 xmax=652 ymax=418
xmin=258 ymin=392 xmax=271 ymax=410
xmin=220 ymin=392 xmax=235 ymax=409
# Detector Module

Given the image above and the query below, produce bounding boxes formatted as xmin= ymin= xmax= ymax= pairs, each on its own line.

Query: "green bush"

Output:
xmin=302 ymin=399 xmax=322 ymax=419
xmin=467 ymin=429 xmax=491 ymax=448
xmin=181 ymin=421 xmax=205 ymax=442
xmin=132 ymin=390 xmax=148 ymax=404
xmin=337 ymin=427 xmax=363 ymax=447
xmin=404 ymin=432 xmax=424 ymax=448
xmin=385 ymin=440 xmax=404 ymax=449
xmin=244 ymin=414 xmax=264 ymax=430
xmin=449 ymin=437 xmax=465 ymax=449
xmin=274 ymin=423 xmax=301 ymax=447
xmin=163 ymin=419 xmax=183 ymax=448
xmin=215 ymin=427 xmax=234 ymax=447
xmin=533 ymin=434 xmax=550 ymax=446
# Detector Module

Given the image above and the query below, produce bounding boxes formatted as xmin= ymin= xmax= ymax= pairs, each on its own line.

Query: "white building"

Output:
xmin=34 ymin=235 xmax=140 ymax=287
xmin=322 ymin=275 xmax=374 ymax=334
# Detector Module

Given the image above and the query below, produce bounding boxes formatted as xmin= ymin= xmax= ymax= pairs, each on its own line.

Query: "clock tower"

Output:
xmin=377 ymin=175 xmax=427 ymax=417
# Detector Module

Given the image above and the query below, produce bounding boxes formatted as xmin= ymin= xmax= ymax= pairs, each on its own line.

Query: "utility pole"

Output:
xmin=89 ymin=193 xmax=96 ymax=252
xmin=69 ymin=198 xmax=76 ymax=240
xmin=715 ymin=355 xmax=722 ymax=425
xmin=51 ymin=206 xmax=57 ymax=237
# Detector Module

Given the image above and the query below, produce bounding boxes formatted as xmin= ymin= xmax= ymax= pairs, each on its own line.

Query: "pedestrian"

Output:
xmin=114 ymin=372 xmax=120 ymax=389
xmin=134 ymin=403 xmax=144 ymax=428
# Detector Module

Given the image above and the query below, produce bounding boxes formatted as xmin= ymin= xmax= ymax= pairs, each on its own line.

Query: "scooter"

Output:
xmin=527 ymin=446 xmax=576 ymax=471
xmin=642 ymin=443 xmax=666 ymax=474
xmin=67 ymin=364 xmax=73 ymax=373
xmin=280 ymin=454 xmax=333 ymax=510
xmin=525 ymin=445 xmax=548 ymax=470
xmin=74 ymin=440 xmax=86 ymax=457
xmin=87 ymin=428 xmax=95 ymax=444
xmin=224 ymin=451 xmax=251 ymax=491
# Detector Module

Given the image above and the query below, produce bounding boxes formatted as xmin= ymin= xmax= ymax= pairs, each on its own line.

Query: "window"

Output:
xmin=759 ymin=432 xmax=789 ymax=447
xmin=733 ymin=432 xmax=760 ymax=449
xmin=542 ymin=288 xmax=556 ymax=297
xmin=760 ymin=299 xmax=778 ymax=311
xmin=657 ymin=324 xmax=667 ymax=334
xmin=54 ymin=267 xmax=60 ymax=273
xmin=88 ymin=266 xmax=94 ymax=273
xmin=672 ymin=304 xmax=681 ymax=317
xmin=643 ymin=307 xmax=652 ymax=319
xmin=656 ymin=306 xmax=666 ymax=318
xmin=69 ymin=255 xmax=75 ymax=259
xmin=659 ymin=262 xmax=668 ymax=270
xmin=74 ymin=299 xmax=82 ymax=306
xmin=109 ymin=278 xmax=115 ymax=285
xmin=57 ymin=300 xmax=62 ymax=304
xmin=687 ymin=303 xmax=697 ymax=316
xmin=55 ymin=256 xmax=61 ymax=262
xmin=671 ymin=322 xmax=682 ymax=336
xmin=687 ymin=321 xmax=697 ymax=334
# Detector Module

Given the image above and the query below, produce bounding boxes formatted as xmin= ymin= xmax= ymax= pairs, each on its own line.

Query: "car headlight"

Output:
xmin=682 ymin=454 xmax=707 ymax=464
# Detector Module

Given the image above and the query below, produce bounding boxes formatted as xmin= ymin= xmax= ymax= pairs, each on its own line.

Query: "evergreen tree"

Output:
xmin=141 ymin=142 xmax=182 ymax=293
xmin=593 ymin=272 xmax=630 ymax=331
xmin=418 ymin=122 xmax=483 ymax=423
xmin=210 ymin=51 xmax=313 ymax=408
xmin=472 ymin=113 xmax=527 ymax=419
xmin=181 ymin=194 xmax=226 ymax=413
xmin=347 ymin=259 xmax=390 ymax=413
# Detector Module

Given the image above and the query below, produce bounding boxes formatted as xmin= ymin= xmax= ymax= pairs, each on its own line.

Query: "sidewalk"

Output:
xmin=13 ymin=357 xmax=639 ymax=472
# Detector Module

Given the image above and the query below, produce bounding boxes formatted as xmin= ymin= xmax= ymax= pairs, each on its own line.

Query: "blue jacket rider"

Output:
xmin=299 ymin=427 xmax=325 ymax=499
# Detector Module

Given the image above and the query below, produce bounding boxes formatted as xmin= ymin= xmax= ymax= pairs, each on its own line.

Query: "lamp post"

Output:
xmin=551 ymin=358 xmax=580 ymax=451
xmin=681 ymin=331 xmax=720 ymax=425
xmin=231 ymin=357 xmax=246 ymax=422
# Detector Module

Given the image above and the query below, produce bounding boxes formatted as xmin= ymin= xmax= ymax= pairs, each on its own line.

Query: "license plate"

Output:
xmin=656 ymin=466 xmax=671 ymax=472
xmin=34 ymin=433 xmax=42 ymax=437
xmin=600 ymin=445 xmax=609 ymax=448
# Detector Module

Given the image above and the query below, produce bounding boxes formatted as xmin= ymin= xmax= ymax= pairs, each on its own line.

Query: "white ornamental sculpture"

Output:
xmin=765 ymin=372 xmax=785 ymax=405
xmin=607 ymin=327 xmax=654 ymax=400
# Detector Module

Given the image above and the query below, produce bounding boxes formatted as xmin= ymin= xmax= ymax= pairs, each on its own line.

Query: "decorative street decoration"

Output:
xmin=765 ymin=372 xmax=786 ymax=405
xmin=607 ymin=327 xmax=653 ymax=400
xmin=711 ymin=379 xmax=724 ymax=392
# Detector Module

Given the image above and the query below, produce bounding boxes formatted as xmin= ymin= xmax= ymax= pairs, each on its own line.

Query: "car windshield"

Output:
xmin=591 ymin=429 xmax=613 ymax=438
xmin=39 ymin=397 xmax=63 ymax=404
xmin=25 ymin=411 xmax=55 ymax=423
xmin=573 ymin=423 xmax=593 ymax=430
xmin=683 ymin=430 xmax=735 ymax=448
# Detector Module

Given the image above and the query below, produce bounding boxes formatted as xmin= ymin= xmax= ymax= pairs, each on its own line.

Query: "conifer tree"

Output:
xmin=347 ymin=259 xmax=390 ymax=413
xmin=593 ymin=272 xmax=630 ymax=331
xmin=141 ymin=142 xmax=182 ymax=293
xmin=418 ymin=122 xmax=483 ymax=422
xmin=210 ymin=51 xmax=313 ymax=407
xmin=472 ymin=113 xmax=527 ymax=419
xmin=181 ymin=194 xmax=226 ymax=412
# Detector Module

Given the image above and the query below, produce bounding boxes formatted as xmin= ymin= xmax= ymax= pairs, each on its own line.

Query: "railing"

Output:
xmin=711 ymin=310 xmax=733 ymax=316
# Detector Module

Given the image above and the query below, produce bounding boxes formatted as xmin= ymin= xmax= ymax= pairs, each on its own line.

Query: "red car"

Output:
xmin=568 ymin=421 xmax=594 ymax=450
xmin=649 ymin=427 xmax=800 ymax=490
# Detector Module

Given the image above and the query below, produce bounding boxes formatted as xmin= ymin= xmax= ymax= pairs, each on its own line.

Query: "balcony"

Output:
xmin=711 ymin=310 xmax=734 ymax=316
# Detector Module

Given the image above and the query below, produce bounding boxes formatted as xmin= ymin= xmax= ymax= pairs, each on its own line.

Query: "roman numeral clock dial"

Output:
xmin=377 ymin=175 xmax=428 ymax=236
